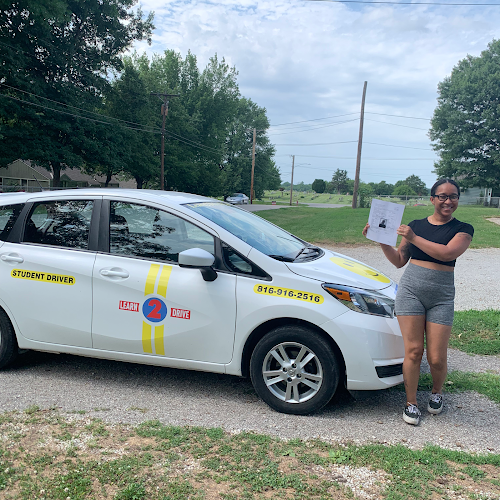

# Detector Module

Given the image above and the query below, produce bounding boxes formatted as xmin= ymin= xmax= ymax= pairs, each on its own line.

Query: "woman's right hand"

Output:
xmin=362 ymin=223 xmax=370 ymax=237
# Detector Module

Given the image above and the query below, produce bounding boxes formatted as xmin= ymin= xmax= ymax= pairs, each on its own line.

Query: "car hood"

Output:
xmin=285 ymin=248 xmax=394 ymax=292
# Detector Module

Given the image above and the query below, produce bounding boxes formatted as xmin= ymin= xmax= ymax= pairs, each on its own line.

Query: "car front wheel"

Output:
xmin=250 ymin=326 xmax=339 ymax=415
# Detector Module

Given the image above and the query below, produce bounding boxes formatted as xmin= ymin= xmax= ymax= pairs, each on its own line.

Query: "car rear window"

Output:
xmin=24 ymin=200 xmax=94 ymax=250
xmin=0 ymin=204 xmax=24 ymax=242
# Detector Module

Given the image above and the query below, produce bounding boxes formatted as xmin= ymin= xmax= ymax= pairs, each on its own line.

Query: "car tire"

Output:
xmin=0 ymin=309 xmax=18 ymax=369
xmin=250 ymin=325 xmax=339 ymax=415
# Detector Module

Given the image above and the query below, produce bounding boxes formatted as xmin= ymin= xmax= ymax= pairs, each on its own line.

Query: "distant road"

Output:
xmin=242 ymin=203 xmax=346 ymax=212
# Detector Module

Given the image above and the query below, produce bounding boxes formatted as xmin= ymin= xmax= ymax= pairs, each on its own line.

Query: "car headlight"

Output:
xmin=322 ymin=284 xmax=395 ymax=318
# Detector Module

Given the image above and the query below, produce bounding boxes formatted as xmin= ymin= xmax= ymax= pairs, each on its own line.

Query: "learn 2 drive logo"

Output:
xmin=119 ymin=264 xmax=191 ymax=356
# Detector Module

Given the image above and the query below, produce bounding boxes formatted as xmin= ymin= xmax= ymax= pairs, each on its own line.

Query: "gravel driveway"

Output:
xmin=0 ymin=247 xmax=499 ymax=453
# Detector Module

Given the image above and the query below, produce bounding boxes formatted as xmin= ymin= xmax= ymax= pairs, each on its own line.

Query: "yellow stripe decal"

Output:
xmin=157 ymin=266 xmax=172 ymax=298
xmin=144 ymin=264 xmax=161 ymax=295
xmin=142 ymin=322 xmax=153 ymax=354
xmin=154 ymin=325 xmax=165 ymax=356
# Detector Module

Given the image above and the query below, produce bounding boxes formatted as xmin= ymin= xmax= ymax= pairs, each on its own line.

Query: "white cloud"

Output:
xmin=132 ymin=0 xmax=500 ymax=186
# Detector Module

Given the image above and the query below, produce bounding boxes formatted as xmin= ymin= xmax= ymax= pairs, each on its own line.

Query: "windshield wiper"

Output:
xmin=268 ymin=254 xmax=295 ymax=262
xmin=294 ymin=246 xmax=322 ymax=261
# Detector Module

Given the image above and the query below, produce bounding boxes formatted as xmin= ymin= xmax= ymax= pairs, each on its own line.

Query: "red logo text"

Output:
xmin=170 ymin=308 xmax=191 ymax=320
xmin=119 ymin=301 xmax=139 ymax=312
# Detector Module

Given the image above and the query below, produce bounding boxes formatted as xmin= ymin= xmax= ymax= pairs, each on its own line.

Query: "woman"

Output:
xmin=363 ymin=179 xmax=473 ymax=425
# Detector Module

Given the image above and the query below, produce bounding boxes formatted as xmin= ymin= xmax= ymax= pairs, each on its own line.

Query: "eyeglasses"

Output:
xmin=433 ymin=194 xmax=459 ymax=201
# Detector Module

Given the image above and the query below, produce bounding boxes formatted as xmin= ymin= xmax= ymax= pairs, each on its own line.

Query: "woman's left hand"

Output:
xmin=397 ymin=224 xmax=415 ymax=242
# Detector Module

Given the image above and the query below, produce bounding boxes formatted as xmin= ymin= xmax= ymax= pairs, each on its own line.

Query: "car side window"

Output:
xmin=221 ymin=243 xmax=269 ymax=278
xmin=0 ymin=204 xmax=24 ymax=241
xmin=23 ymin=200 xmax=94 ymax=250
xmin=109 ymin=201 xmax=215 ymax=263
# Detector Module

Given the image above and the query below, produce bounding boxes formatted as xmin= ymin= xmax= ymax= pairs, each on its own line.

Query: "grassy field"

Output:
xmin=450 ymin=310 xmax=500 ymax=355
xmin=257 ymin=191 xmax=434 ymax=206
xmin=256 ymin=205 xmax=500 ymax=248
xmin=1 ymin=409 xmax=500 ymax=500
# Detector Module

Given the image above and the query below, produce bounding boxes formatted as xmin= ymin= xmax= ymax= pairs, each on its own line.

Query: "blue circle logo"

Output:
xmin=142 ymin=297 xmax=168 ymax=323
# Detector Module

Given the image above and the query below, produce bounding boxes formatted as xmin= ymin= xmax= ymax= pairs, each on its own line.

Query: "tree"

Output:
xmin=127 ymin=50 xmax=278 ymax=196
xmin=328 ymin=169 xmax=348 ymax=194
xmin=0 ymin=0 xmax=154 ymax=184
xmin=98 ymin=63 xmax=158 ymax=189
xmin=373 ymin=180 xmax=394 ymax=196
xmin=393 ymin=185 xmax=417 ymax=196
xmin=357 ymin=182 xmax=373 ymax=208
xmin=403 ymin=175 xmax=428 ymax=195
xmin=221 ymin=97 xmax=278 ymax=199
xmin=429 ymin=39 xmax=500 ymax=191
xmin=312 ymin=179 xmax=326 ymax=193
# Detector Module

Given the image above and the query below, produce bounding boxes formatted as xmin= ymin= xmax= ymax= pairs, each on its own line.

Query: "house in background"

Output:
xmin=0 ymin=159 xmax=137 ymax=192
xmin=0 ymin=159 xmax=51 ymax=192
xmin=459 ymin=186 xmax=498 ymax=206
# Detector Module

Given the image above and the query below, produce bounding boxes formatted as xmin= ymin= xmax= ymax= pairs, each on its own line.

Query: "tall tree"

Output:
xmin=312 ymin=179 xmax=326 ymax=194
xmin=221 ymin=97 xmax=278 ymax=199
xmin=430 ymin=39 xmax=500 ymax=191
xmin=373 ymin=180 xmax=394 ymax=196
xmin=328 ymin=169 xmax=348 ymax=194
xmin=130 ymin=51 xmax=278 ymax=197
xmin=0 ymin=0 xmax=154 ymax=184
xmin=394 ymin=175 xmax=427 ymax=195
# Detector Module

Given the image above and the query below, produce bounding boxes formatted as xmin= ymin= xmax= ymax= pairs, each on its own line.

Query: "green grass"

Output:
xmin=414 ymin=371 xmax=500 ymax=405
xmin=450 ymin=310 xmax=500 ymax=355
xmin=1 ymin=411 xmax=500 ymax=500
xmin=256 ymin=205 xmax=500 ymax=248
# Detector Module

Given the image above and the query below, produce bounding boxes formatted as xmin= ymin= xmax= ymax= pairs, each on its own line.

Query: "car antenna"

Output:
xmin=32 ymin=174 xmax=45 ymax=192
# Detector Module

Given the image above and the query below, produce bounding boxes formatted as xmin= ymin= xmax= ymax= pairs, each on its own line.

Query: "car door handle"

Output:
xmin=100 ymin=268 xmax=129 ymax=279
xmin=1 ymin=254 xmax=24 ymax=263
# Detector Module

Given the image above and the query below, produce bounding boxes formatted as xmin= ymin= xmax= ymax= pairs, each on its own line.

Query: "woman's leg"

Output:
xmin=397 ymin=315 xmax=426 ymax=405
xmin=425 ymin=322 xmax=452 ymax=394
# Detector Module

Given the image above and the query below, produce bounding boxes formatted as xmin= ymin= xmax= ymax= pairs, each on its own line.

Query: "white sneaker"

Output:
xmin=403 ymin=403 xmax=421 ymax=425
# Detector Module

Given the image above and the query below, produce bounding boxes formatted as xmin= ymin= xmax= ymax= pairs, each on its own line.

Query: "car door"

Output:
xmin=0 ymin=197 xmax=98 ymax=347
xmin=91 ymin=199 xmax=237 ymax=364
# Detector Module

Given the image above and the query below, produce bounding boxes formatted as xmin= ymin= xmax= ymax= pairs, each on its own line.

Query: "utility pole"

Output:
xmin=289 ymin=155 xmax=295 ymax=206
xmin=151 ymin=92 xmax=180 ymax=190
xmin=250 ymin=128 xmax=256 ymax=204
xmin=352 ymin=81 xmax=367 ymax=209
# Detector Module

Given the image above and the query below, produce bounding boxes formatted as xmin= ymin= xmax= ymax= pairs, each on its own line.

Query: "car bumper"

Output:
xmin=321 ymin=311 xmax=404 ymax=390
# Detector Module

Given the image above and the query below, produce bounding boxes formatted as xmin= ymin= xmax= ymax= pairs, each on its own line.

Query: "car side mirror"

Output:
xmin=178 ymin=248 xmax=218 ymax=282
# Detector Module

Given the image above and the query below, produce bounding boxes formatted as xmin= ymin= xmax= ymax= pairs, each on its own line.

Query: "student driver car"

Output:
xmin=0 ymin=190 xmax=404 ymax=415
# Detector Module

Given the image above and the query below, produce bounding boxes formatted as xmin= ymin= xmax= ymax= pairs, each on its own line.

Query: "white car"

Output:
xmin=0 ymin=190 xmax=403 ymax=414
xmin=225 ymin=193 xmax=249 ymax=204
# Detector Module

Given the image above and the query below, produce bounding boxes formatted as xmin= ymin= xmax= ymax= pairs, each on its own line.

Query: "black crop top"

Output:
xmin=407 ymin=218 xmax=474 ymax=267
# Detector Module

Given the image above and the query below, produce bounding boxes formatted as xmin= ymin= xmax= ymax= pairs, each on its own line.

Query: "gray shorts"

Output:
xmin=395 ymin=262 xmax=455 ymax=326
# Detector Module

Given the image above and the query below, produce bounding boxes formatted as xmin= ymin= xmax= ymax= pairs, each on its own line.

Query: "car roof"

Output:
xmin=0 ymin=189 xmax=218 ymax=207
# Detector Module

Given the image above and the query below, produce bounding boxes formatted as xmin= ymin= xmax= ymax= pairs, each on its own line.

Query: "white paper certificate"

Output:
xmin=366 ymin=199 xmax=405 ymax=246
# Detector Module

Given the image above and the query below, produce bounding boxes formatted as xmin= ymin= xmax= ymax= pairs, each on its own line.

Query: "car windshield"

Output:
xmin=185 ymin=202 xmax=305 ymax=261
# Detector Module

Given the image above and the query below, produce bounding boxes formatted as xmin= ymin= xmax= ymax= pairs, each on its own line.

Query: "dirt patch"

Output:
xmin=487 ymin=217 xmax=500 ymax=226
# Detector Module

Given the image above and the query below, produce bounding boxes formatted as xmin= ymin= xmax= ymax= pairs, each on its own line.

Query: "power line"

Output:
xmin=269 ymin=112 xmax=359 ymax=127
xmin=0 ymin=83 xmax=159 ymax=132
xmin=0 ymin=93 xmax=227 ymax=156
xmin=365 ymin=141 xmax=433 ymax=150
xmin=286 ymin=154 xmax=435 ymax=159
xmin=365 ymin=118 xmax=429 ymax=131
xmin=0 ymin=93 xmax=156 ymax=131
xmin=365 ymin=112 xmax=431 ymax=121
xmin=274 ymin=140 xmax=358 ymax=146
xmin=268 ymin=119 xmax=360 ymax=135
xmin=305 ymin=0 xmax=500 ymax=5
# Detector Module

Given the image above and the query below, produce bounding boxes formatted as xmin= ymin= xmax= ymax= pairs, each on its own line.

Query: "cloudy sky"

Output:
xmin=132 ymin=0 xmax=500 ymax=188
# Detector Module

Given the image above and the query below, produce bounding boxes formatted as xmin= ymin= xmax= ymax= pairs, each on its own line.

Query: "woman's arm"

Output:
xmin=362 ymin=223 xmax=411 ymax=268
xmin=397 ymin=225 xmax=472 ymax=262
